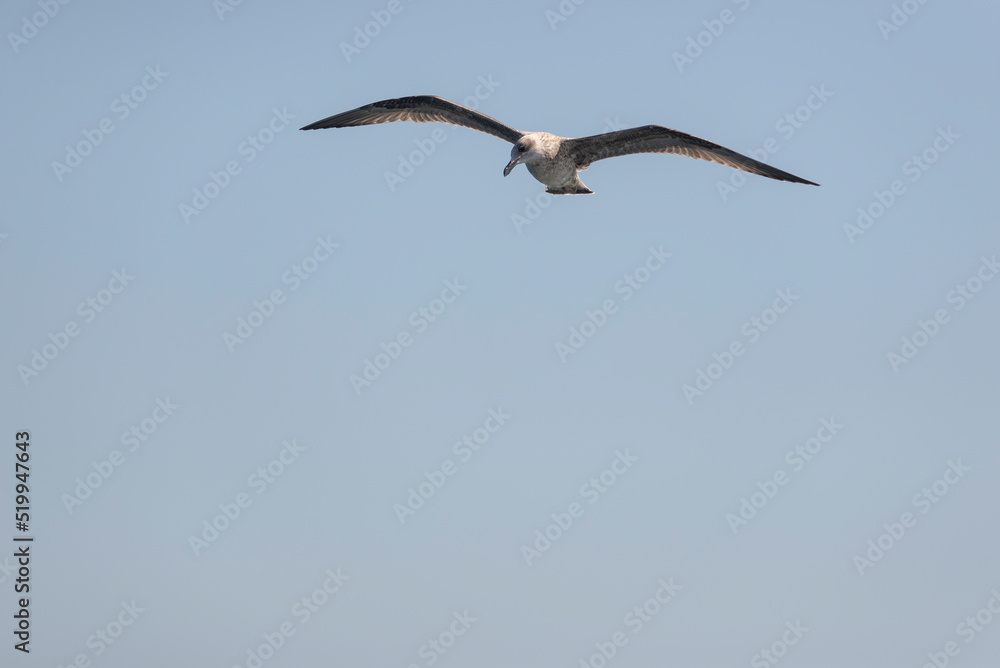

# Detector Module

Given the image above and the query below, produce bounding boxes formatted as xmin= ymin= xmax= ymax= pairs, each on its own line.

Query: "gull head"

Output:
xmin=504 ymin=134 xmax=547 ymax=177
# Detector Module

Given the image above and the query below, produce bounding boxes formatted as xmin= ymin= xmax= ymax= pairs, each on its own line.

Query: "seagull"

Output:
xmin=301 ymin=95 xmax=818 ymax=194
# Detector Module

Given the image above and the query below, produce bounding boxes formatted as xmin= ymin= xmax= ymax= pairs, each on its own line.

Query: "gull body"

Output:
xmin=301 ymin=95 xmax=818 ymax=194
xmin=505 ymin=132 xmax=594 ymax=194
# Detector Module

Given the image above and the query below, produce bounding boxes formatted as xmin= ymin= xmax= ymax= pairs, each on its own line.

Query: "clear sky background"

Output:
xmin=2 ymin=1 xmax=999 ymax=666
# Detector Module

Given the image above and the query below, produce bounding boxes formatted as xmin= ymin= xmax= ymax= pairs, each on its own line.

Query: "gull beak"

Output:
xmin=503 ymin=156 xmax=521 ymax=177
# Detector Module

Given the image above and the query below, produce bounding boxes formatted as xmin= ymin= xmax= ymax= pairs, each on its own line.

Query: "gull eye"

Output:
xmin=518 ymin=145 xmax=526 ymax=152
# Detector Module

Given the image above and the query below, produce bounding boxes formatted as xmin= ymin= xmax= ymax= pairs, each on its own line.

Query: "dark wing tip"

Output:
xmin=299 ymin=95 xmax=449 ymax=131
xmin=300 ymin=120 xmax=339 ymax=131
xmin=774 ymin=171 xmax=820 ymax=186
xmin=299 ymin=109 xmax=370 ymax=131
xmin=299 ymin=114 xmax=347 ymax=131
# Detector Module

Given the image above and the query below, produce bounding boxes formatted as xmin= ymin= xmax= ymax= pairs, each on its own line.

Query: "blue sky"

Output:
xmin=2 ymin=1 xmax=999 ymax=666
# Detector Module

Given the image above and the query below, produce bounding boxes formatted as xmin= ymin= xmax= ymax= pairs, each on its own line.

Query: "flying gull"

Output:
xmin=301 ymin=95 xmax=818 ymax=194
